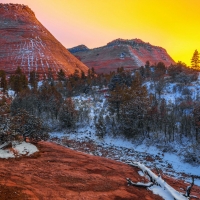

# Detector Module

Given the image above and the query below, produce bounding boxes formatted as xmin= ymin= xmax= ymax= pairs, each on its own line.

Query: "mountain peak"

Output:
xmin=68 ymin=45 xmax=89 ymax=54
xmin=0 ymin=3 xmax=35 ymax=17
xmin=107 ymin=38 xmax=145 ymax=46
xmin=0 ymin=4 xmax=88 ymax=77
xmin=69 ymin=38 xmax=175 ymax=73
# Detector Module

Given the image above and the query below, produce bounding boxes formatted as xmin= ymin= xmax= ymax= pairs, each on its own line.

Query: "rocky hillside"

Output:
xmin=0 ymin=4 xmax=88 ymax=77
xmin=69 ymin=38 xmax=175 ymax=74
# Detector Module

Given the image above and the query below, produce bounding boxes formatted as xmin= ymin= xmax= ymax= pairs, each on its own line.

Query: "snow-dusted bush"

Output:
xmin=182 ymin=88 xmax=192 ymax=96
xmin=10 ymin=109 xmax=49 ymax=142
xmin=181 ymin=145 xmax=200 ymax=165
xmin=0 ymin=109 xmax=49 ymax=143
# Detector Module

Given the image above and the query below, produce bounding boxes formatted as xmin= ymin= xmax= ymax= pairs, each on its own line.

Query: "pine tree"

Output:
xmin=109 ymin=83 xmax=125 ymax=119
xmin=145 ymin=61 xmax=151 ymax=78
xmin=9 ymin=67 xmax=28 ymax=93
xmin=57 ymin=69 xmax=66 ymax=81
xmin=58 ymin=98 xmax=77 ymax=128
xmin=47 ymin=67 xmax=54 ymax=85
xmin=91 ymin=67 xmax=95 ymax=78
xmin=29 ymin=70 xmax=39 ymax=89
xmin=119 ymin=72 xmax=149 ymax=138
xmin=153 ymin=62 xmax=166 ymax=80
xmin=73 ymin=69 xmax=80 ymax=81
xmin=191 ymin=49 xmax=200 ymax=69
xmin=0 ymin=70 xmax=7 ymax=92
xmin=95 ymin=114 xmax=106 ymax=138
xmin=81 ymin=71 xmax=86 ymax=80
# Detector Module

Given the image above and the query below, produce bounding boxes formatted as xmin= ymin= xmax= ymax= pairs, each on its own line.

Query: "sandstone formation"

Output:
xmin=0 ymin=4 xmax=88 ymax=77
xmin=0 ymin=141 xmax=163 ymax=200
xmin=69 ymin=38 xmax=175 ymax=74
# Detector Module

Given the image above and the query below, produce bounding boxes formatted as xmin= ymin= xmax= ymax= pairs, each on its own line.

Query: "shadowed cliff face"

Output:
xmin=0 ymin=4 xmax=88 ymax=77
xmin=69 ymin=38 xmax=176 ymax=74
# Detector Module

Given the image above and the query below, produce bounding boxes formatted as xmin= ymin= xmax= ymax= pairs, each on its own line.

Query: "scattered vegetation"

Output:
xmin=1 ymin=50 xmax=200 ymax=164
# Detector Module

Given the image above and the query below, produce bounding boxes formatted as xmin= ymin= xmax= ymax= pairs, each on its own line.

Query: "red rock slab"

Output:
xmin=0 ymin=141 xmax=163 ymax=200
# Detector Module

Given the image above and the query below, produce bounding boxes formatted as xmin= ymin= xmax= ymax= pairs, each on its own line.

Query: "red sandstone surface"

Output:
xmin=0 ymin=141 xmax=200 ymax=200
xmin=69 ymin=38 xmax=175 ymax=74
xmin=0 ymin=141 xmax=163 ymax=200
xmin=0 ymin=4 xmax=88 ymax=77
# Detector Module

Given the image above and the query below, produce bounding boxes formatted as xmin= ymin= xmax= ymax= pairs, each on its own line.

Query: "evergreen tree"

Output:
xmin=145 ymin=61 xmax=151 ymax=78
xmin=139 ymin=66 xmax=145 ymax=77
xmin=109 ymin=83 xmax=125 ymax=119
xmin=168 ymin=64 xmax=182 ymax=80
xmin=95 ymin=114 xmax=106 ymax=138
xmin=29 ymin=70 xmax=39 ymax=89
xmin=81 ymin=71 xmax=86 ymax=80
xmin=119 ymin=80 xmax=149 ymax=138
xmin=191 ymin=49 xmax=200 ymax=69
xmin=73 ymin=69 xmax=80 ymax=81
xmin=58 ymin=98 xmax=77 ymax=128
xmin=57 ymin=69 xmax=66 ymax=81
xmin=88 ymin=69 xmax=91 ymax=79
xmin=0 ymin=70 xmax=7 ymax=92
xmin=47 ymin=67 xmax=54 ymax=85
xmin=9 ymin=67 xmax=28 ymax=93
xmin=153 ymin=62 xmax=166 ymax=80
xmin=10 ymin=109 xmax=49 ymax=142
xmin=91 ymin=67 xmax=95 ymax=78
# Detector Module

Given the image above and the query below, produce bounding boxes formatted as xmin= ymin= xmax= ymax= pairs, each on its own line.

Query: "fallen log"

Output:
xmin=127 ymin=178 xmax=153 ymax=188
xmin=0 ymin=142 xmax=12 ymax=150
xmin=126 ymin=161 xmax=189 ymax=200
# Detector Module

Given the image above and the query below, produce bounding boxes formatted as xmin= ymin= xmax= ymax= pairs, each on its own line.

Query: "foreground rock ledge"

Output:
xmin=0 ymin=141 xmax=164 ymax=200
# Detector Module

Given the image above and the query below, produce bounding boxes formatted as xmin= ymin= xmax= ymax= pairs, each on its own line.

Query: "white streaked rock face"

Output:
xmin=0 ymin=3 xmax=88 ymax=77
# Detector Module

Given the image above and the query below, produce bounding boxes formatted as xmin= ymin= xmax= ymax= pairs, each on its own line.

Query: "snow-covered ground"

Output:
xmin=144 ymin=79 xmax=200 ymax=104
xmin=0 ymin=141 xmax=38 ymax=158
xmin=50 ymin=83 xmax=200 ymax=189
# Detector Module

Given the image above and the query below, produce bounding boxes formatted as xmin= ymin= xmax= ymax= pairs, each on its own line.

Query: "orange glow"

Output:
xmin=2 ymin=0 xmax=200 ymax=66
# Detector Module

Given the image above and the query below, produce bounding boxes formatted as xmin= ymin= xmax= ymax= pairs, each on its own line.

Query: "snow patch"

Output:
xmin=0 ymin=142 xmax=38 ymax=159
xmin=13 ymin=142 xmax=38 ymax=156
xmin=149 ymin=185 xmax=174 ymax=200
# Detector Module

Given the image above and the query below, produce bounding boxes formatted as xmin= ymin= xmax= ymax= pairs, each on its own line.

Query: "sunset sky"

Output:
xmin=2 ymin=0 xmax=200 ymax=66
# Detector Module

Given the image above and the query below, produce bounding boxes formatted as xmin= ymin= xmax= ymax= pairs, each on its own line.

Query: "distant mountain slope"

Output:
xmin=69 ymin=38 xmax=175 ymax=74
xmin=0 ymin=3 xmax=88 ymax=77
xmin=68 ymin=45 xmax=89 ymax=54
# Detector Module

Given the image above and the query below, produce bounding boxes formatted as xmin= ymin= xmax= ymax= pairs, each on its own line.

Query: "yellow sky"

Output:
xmin=2 ymin=0 xmax=200 ymax=65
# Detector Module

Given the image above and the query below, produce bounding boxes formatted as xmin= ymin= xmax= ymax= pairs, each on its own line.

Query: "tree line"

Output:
xmin=0 ymin=51 xmax=200 ymax=164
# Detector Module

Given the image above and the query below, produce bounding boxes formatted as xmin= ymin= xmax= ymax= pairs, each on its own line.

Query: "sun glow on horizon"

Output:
xmin=1 ymin=0 xmax=200 ymax=66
